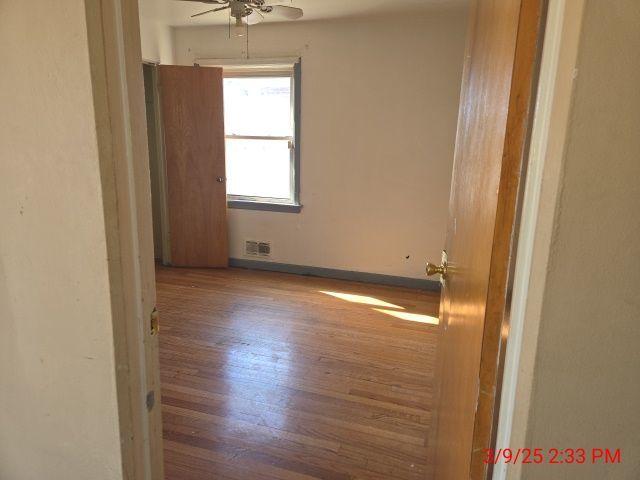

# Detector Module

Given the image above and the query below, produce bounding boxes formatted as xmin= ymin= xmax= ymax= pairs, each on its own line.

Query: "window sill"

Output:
xmin=228 ymin=200 xmax=303 ymax=213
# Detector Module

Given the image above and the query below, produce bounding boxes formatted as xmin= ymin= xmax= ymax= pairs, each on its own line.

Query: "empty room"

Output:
xmin=142 ymin=1 xmax=468 ymax=478
xmin=139 ymin=0 xmax=535 ymax=478
xmin=3 ymin=1 xmax=639 ymax=480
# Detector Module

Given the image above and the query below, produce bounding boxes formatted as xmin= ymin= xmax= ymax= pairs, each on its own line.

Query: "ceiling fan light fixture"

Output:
xmin=232 ymin=16 xmax=246 ymax=38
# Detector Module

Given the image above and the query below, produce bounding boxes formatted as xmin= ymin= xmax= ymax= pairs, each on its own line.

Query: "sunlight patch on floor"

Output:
xmin=373 ymin=308 xmax=440 ymax=325
xmin=319 ymin=289 xmax=439 ymax=325
xmin=319 ymin=291 xmax=405 ymax=309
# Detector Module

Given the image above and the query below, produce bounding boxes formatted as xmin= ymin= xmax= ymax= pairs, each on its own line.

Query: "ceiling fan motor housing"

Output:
xmin=230 ymin=1 xmax=250 ymax=18
xmin=228 ymin=0 xmax=267 ymax=18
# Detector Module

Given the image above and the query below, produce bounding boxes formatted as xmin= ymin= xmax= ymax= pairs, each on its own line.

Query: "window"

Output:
xmin=222 ymin=62 xmax=301 ymax=212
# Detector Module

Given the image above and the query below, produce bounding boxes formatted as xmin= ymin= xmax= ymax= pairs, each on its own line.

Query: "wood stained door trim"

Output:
xmin=491 ymin=2 xmax=587 ymax=478
xmin=470 ymin=1 xmax=548 ymax=478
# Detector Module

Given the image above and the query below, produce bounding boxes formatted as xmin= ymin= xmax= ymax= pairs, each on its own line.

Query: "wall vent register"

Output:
xmin=245 ymin=240 xmax=272 ymax=258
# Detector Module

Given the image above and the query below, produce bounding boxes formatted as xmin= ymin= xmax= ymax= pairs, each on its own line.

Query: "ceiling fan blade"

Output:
xmin=191 ymin=5 xmax=230 ymax=18
xmin=246 ymin=10 xmax=265 ymax=25
xmin=266 ymin=5 xmax=303 ymax=20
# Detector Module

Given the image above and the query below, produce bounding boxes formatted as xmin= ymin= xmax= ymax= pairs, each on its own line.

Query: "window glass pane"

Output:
xmin=224 ymin=77 xmax=292 ymax=137
xmin=226 ymin=138 xmax=292 ymax=200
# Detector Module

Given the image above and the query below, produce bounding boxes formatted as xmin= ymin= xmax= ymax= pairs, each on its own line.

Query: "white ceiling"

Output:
xmin=140 ymin=0 xmax=467 ymax=27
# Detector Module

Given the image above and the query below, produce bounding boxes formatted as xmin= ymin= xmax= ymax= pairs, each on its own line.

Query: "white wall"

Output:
xmin=510 ymin=1 xmax=640 ymax=478
xmin=0 ymin=1 xmax=123 ymax=479
xmin=139 ymin=0 xmax=175 ymax=63
xmin=173 ymin=10 xmax=468 ymax=279
xmin=140 ymin=19 xmax=174 ymax=63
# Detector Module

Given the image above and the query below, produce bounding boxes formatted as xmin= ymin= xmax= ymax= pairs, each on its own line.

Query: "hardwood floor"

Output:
xmin=157 ymin=266 xmax=441 ymax=480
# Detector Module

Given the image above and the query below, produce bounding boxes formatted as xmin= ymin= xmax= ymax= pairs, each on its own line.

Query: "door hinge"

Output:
xmin=150 ymin=307 xmax=159 ymax=336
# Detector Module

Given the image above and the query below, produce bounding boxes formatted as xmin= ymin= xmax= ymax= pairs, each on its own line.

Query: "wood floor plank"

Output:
xmin=158 ymin=266 xmax=440 ymax=480
xmin=159 ymin=347 xmax=435 ymax=408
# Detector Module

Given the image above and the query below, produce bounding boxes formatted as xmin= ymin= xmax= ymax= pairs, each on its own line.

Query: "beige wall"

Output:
xmin=139 ymin=19 xmax=174 ymax=64
xmin=173 ymin=10 xmax=468 ymax=279
xmin=0 ymin=1 xmax=123 ymax=479
xmin=139 ymin=0 xmax=174 ymax=63
xmin=515 ymin=1 xmax=640 ymax=478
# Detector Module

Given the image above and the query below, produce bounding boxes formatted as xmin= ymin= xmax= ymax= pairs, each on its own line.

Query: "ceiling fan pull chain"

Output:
xmin=245 ymin=15 xmax=250 ymax=60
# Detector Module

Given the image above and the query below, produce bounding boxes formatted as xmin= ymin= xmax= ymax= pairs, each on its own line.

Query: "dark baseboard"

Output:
xmin=229 ymin=258 xmax=441 ymax=292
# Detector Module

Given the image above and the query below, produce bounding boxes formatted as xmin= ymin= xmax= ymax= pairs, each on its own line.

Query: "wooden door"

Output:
xmin=159 ymin=65 xmax=228 ymax=267
xmin=433 ymin=1 xmax=545 ymax=479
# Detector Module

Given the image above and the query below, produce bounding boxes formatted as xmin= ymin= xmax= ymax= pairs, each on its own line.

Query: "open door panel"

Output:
xmin=432 ymin=0 xmax=546 ymax=478
xmin=159 ymin=65 xmax=229 ymax=268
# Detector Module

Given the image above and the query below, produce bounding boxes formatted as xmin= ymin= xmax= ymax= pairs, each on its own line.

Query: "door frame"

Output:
xmin=88 ymin=0 xmax=584 ymax=478
xmin=142 ymin=60 xmax=172 ymax=266
xmin=461 ymin=1 xmax=548 ymax=478
xmin=85 ymin=0 xmax=164 ymax=479
xmin=492 ymin=1 xmax=586 ymax=479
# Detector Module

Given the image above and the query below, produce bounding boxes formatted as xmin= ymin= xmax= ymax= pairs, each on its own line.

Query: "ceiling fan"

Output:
xmin=180 ymin=0 xmax=304 ymax=30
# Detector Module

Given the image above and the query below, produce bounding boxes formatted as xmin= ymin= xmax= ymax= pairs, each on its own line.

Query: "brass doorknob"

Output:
xmin=426 ymin=262 xmax=447 ymax=277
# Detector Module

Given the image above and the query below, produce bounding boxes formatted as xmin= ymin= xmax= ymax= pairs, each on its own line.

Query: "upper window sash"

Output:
xmin=223 ymin=74 xmax=294 ymax=138
xmin=223 ymin=69 xmax=294 ymax=78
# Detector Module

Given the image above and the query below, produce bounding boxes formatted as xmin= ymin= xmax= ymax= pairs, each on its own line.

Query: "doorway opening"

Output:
xmin=136 ymin=1 xmax=547 ymax=478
